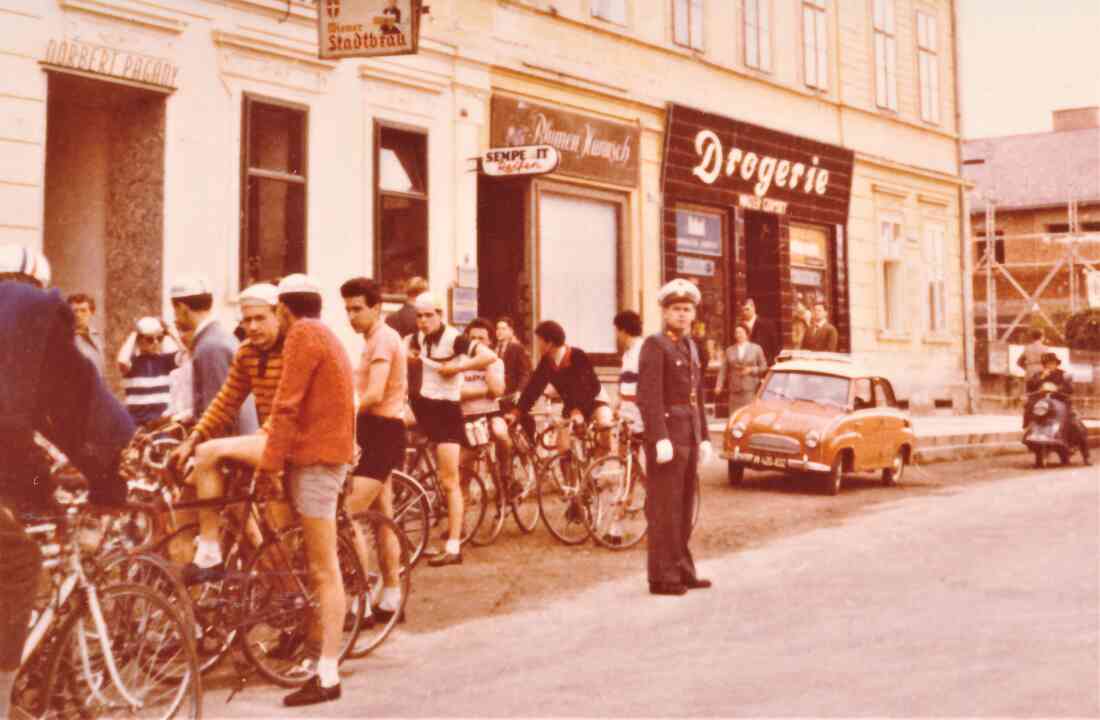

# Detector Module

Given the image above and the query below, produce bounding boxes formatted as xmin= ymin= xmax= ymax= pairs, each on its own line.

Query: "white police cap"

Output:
xmin=657 ymin=278 xmax=701 ymax=307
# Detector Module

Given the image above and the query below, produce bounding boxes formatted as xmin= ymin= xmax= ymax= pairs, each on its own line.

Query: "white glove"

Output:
xmin=699 ymin=441 xmax=713 ymax=464
xmin=655 ymin=439 xmax=674 ymax=464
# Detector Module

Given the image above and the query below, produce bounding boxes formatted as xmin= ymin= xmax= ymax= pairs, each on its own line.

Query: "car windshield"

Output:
xmin=760 ymin=371 xmax=850 ymax=408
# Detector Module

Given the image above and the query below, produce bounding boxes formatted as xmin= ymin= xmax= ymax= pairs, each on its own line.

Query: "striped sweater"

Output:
xmin=192 ymin=339 xmax=283 ymax=441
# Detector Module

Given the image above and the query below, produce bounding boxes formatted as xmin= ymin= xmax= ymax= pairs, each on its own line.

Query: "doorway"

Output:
xmin=741 ymin=210 xmax=782 ymax=325
xmin=43 ymin=72 xmax=166 ymax=386
xmin=477 ymin=174 xmax=528 ymax=339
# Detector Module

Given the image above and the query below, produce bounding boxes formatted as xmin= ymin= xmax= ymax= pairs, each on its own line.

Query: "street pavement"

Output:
xmin=212 ymin=462 xmax=1099 ymax=718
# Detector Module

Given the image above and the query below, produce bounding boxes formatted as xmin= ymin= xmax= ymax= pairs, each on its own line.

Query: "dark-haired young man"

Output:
xmin=262 ymin=275 xmax=356 ymax=707
xmin=340 ymin=276 xmax=406 ymax=629
xmin=67 ymin=292 xmax=106 ymax=377
xmin=494 ymin=316 xmax=532 ymax=399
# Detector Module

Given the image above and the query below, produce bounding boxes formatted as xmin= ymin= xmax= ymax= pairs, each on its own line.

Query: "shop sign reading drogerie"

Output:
xmin=482 ymin=145 xmax=560 ymax=177
xmin=317 ymin=0 xmax=421 ymax=59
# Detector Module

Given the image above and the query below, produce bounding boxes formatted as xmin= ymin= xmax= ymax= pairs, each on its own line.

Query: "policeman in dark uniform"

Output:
xmin=637 ymin=279 xmax=714 ymax=596
xmin=0 ymin=245 xmax=135 ymax=715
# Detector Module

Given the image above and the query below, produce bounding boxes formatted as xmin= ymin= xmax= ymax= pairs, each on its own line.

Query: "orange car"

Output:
xmin=721 ymin=352 xmax=915 ymax=495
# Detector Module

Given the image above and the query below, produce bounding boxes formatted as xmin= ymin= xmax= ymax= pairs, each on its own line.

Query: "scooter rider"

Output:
xmin=1025 ymin=352 xmax=1091 ymax=466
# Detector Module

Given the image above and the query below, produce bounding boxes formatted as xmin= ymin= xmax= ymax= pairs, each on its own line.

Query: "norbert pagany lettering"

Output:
xmin=45 ymin=38 xmax=178 ymax=88
xmin=691 ymin=129 xmax=830 ymax=198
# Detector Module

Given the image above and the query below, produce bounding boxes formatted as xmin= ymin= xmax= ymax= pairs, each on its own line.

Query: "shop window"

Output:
xmin=674 ymin=205 xmax=726 ymax=366
xmin=744 ymin=0 xmax=772 ymax=71
xmin=241 ymin=96 xmax=308 ymax=288
xmin=539 ymin=190 xmax=620 ymax=356
xmin=592 ymin=0 xmax=627 ymax=24
xmin=975 ymin=230 xmax=1005 ymax=264
xmin=790 ymin=223 xmax=829 ymax=311
xmin=925 ymin=222 xmax=947 ymax=333
xmin=879 ymin=215 xmax=905 ymax=333
xmin=801 ymin=0 xmax=828 ymax=90
xmin=375 ymin=123 xmax=428 ymax=297
xmin=917 ymin=10 xmax=940 ymax=124
xmin=673 ymin=0 xmax=704 ymax=50
xmin=873 ymin=0 xmax=897 ymax=111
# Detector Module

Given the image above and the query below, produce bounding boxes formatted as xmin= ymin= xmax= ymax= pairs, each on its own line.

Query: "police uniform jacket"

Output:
xmin=637 ymin=332 xmax=708 ymax=446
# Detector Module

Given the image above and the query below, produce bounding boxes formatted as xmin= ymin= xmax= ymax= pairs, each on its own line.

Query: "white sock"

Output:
xmin=0 ymin=670 xmax=16 ymax=719
xmin=379 ymin=587 xmax=402 ymax=612
xmin=317 ymin=656 xmax=340 ymax=688
xmin=445 ymin=539 xmax=461 ymax=555
xmin=609 ymin=521 xmax=623 ymax=538
xmin=193 ymin=537 xmax=222 ymax=568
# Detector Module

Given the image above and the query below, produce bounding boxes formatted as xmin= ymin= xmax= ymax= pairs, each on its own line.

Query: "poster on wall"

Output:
xmin=317 ymin=0 xmax=422 ymax=59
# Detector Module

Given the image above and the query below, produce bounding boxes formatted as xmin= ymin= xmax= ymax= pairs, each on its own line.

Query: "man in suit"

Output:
xmin=801 ymin=301 xmax=839 ymax=352
xmin=385 ymin=276 xmax=427 ymax=340
xmin=1025 ymin=352 xmax=1091 ymax=465
xmin=740 ymin=298 xmax=779 ymax=366
xmin=1016 ymin=329 xmax=1047 ymax=381
xmin=494 ymin=315 xmax=532 ymax=399
xmin=637 ymin=279 xmax=713 ymax=596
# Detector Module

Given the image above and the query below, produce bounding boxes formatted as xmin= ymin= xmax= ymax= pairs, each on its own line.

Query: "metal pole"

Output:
xmin=986 ymin=201 xmax=996 ymax=341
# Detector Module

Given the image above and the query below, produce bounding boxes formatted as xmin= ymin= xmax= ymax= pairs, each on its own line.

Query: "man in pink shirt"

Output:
xmin=341 ymin=277 xmax=406 ymax=632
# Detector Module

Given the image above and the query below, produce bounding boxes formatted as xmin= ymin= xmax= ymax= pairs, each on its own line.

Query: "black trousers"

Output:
xmin=0 ymin=512 xmax=42 ymax=670
xmin=644 ymin=442 xmax=699 ymax=586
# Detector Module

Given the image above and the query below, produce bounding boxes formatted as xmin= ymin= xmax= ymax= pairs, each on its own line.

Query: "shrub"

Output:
xmin=1064 ymin=309 xmax=1100 ymax=352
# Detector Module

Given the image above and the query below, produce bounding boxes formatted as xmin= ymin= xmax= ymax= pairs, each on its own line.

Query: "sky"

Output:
xmin=958 ymin=0 xmax=1100 ymax=139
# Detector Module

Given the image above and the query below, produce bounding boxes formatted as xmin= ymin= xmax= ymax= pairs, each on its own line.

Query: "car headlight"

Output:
xmin=1032 ymin=399 xmax=1050 ymax=418
xmin=731 ymin=422 xmax=747 ymax=439
xmin=805 ymin=430 xmax=821 ymax=449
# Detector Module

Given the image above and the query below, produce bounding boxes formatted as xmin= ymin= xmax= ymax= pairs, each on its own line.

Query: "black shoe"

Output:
xmin=683 ymin=577 xmax=712 ymax=590
xmin=283 ymin=676 xmax=341 ymax=707
xmin=602 ymin=533 xmax=624 ymax=547
xmin=428 ymin=551 xmax=463 ymax=567
xmin=649 ymin=582 xmax=687 ymax=596
xmin=181 ymin=562 xmax=225 ymax=586
xmin=1083 ymin=455 xmax=1093 ymax=466
xmin=373 ymin=606 xmax=406 ymax=624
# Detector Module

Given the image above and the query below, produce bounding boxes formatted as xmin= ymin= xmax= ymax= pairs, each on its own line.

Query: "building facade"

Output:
xmin=0 ymin=0 xmax=969 ymax=409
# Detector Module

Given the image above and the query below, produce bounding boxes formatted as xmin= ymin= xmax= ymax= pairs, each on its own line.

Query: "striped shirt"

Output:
xmin=192 ymin=339 xmax=283 ymax=441
xmin=123 ymin=352 xmax=176 ymax=426
xmin=619 ymin=338 xmax=643 ymax=433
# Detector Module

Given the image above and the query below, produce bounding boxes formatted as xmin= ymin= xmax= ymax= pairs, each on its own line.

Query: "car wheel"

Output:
xmin=727 ymin=461 xmax=744 ymax=487
xmin=882 ymin=448 xmax=905 ymax=486
xmin=823 ymin=456 xmax=843 ymax=496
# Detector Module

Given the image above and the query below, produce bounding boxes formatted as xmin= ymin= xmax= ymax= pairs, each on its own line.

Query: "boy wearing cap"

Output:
xmin=118 ymin=317 xmax=177 ymax=426
xmin=259 ymin=274 xmax=355 ymax=707
xmin=406 ymin=291 xmax=498 ymax=567
xmin=637 ymin=279 xmax=713 ymax=596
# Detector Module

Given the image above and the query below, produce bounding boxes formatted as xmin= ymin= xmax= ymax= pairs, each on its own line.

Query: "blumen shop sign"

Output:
xmin=663 ymin=104 xmax=854 ymax=224
xmin=317 ymin=0 xmax=421 ymax=59
xmin=490 ymin=96 xmax=640 ymax=187
xmin=43 ymin=37 xmax=178 ymax=89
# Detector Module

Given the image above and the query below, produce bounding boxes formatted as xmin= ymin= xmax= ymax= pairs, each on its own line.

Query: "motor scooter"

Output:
xmin=1023 ymin=386 xmax=1077 ymax=468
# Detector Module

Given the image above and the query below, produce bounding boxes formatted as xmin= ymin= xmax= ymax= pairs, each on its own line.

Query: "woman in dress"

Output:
xmin=716 ymin=323 xmax=768 ymax=414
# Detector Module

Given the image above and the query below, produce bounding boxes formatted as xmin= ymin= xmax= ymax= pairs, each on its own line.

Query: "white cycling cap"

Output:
xmin=135 ymin=316 xmax=165 ymax=337
xmin=413 ymin=291 xmax=444 ymax=312
xmin=277 ymin=273 xmax=321 ymax=297
xmin=170 ymin=275 xmax=212 ymax=300
xmin=0 ymin=244 xmax=51 ymax=287
xmin=239 ymin=282 xmax=279 ymax=307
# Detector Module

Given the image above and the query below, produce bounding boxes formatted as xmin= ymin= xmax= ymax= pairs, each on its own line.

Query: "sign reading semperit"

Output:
xmin=490 ymin=96 xmax=640 ymax=187
xmin=43 ymin=38 xmax=178 ymax=89
xmin=481 ymin=145 xmax=560 ymax=177
xmin=318 ymin=0 xmax=421 ymax=59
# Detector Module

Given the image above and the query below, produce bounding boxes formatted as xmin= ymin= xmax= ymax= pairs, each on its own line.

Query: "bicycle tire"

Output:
xmin=509 ymin=451 xmax=540 ymax=533
xmin=537 ymin=453 xmax=591 ymax=545
xmin=470 ymin=460 xmax=505 ymax=547
xmin=237 ymin=524 xmax=365 ymax=688
xmin=342 ymin=510 xmax=412 ymax=659
xmin=41 ymin=583 xmax=202 ymax=720
xmin=587 ymin=454 xmax=648 ymax=550
xmin=388 ymin=470 xmax=431 ymax=567
xmin=458 ymin=469 xmax=488 ymax=546
xmin=95 ymin=551 xmax=195 ymax=629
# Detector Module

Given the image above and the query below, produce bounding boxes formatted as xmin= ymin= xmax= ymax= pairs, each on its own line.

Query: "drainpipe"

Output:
xmin=951 ymin=0 xmax=977 ymax=413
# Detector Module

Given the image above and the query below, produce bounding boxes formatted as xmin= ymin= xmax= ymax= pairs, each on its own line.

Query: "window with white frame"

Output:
xmin=873 ymin=0 xmax=897 ymax=110
xmin=674 ymin=0 xmax=704 ymax=50
xmin=744 ymin=0 xmax=771 ymax=71
xmin=917 ymin=10 xmax=940 ymax=123
xmin=592 ymin=0 xmax=627 ymax=24
xmin=879 ymin=215 xmax=905 ymax=332
xmin=802 ymin=0 xmax=828 ymax=90
xmin=925 ymin=222 xmax=947 ymax=333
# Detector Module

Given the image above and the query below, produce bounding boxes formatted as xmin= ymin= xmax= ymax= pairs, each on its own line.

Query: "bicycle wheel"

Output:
xmin=509 ymin=451 xmax=540 ymax=533
xmin=42 ymin=583 xmax=202 ymax=720
xmin=470 ymin=461 xmax=505 ymax=547
xmin=237 ymin=524 xmax=365 ymax=687
xmin=587 ymin=454 xmax=648 ymax=550
xmin=95 ymin=551 xmax=194 ymax=629
xmin=343 ymin=510 xmax=412 ymax=659
xmin=538 ymin=453 xmax=590 ymax=545
xmin=389 ymin=470 xmax=430 ymax=567
xmin=459 ymin=470 xmax=488 ymax=546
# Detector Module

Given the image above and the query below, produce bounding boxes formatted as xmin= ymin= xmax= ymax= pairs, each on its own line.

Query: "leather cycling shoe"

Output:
xmin=683 ymin=577 xmax=712 ymax=590
xmin=181 ymin=562 xmax=225 ymax=586
xmin=283 ymin=677 xmax=341 ymax=707
xmin=428 ymin=551 xmax=463 ymax=567
xmin=373 ymin=606 xmax=406 ymax=624
xmin=649 ymin=582 xmax=687 ymax=596
xmin=602 ymin=533 xmax=624 ymax=547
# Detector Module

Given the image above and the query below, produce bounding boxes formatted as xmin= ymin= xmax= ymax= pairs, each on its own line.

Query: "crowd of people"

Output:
xmin=5 ymin=240 xmax=824 ymax=708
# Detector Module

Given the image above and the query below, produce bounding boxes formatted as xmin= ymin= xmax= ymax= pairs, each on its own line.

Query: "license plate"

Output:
xmin=755 ymin=454 xmax=786 ymax=468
